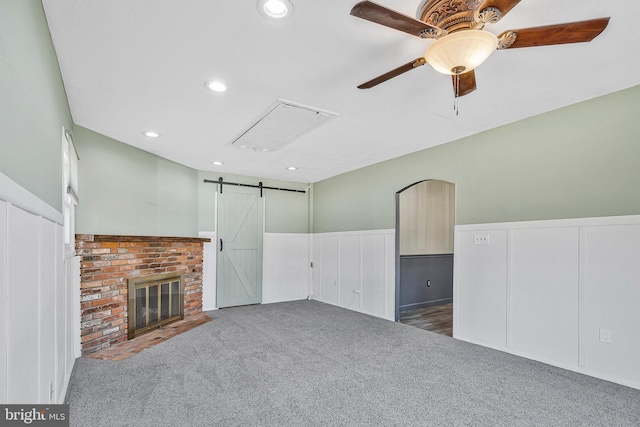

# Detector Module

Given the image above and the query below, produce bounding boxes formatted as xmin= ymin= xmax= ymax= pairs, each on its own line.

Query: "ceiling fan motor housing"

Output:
xmin=418 ymin=0 xmax=486 ymax=33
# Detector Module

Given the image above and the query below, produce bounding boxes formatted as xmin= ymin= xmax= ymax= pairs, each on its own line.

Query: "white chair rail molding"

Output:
xmin=454 ymin=214 xmax=640 ymax=390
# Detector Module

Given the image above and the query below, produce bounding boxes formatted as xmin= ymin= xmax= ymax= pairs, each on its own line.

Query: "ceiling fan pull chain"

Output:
xmin=454 ymin=74 xmax=460 ymax=116
xmin=453 ymin=74 xmax=457 ymax=111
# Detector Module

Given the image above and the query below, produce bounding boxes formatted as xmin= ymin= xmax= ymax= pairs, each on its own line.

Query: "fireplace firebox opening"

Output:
xmin=128 ymin=272 xmax=184 ymax=339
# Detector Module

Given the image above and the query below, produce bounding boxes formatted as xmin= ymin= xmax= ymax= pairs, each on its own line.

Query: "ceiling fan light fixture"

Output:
xmin=425 ymin=30 xmax=498 ymax=75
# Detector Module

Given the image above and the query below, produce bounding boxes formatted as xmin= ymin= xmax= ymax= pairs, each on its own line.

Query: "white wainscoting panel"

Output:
xmin=312 ymin=230 xmax=394 ymax=321
xmin=455 ymin=215 xmax=640 ymax=390
xmin=1 ymin=172 xmax=76 ymax=404
xmin=263 ymin=233 xmax=309 ymax=304
xmin=0 ymin=200 xmax=7 ymax=403
xmin=454 ymin=229 xmax=508 ymax=348
xmin=510 ymin=227 xmax=579 ymax=366
xmin=199 ymin=231 xmax=216 ymax=311
xmin=7 ymin=205 xmax=41 ymax=403
xmin=319 ymin=236 xmax=339 ymax=305
xmin=385 ymin=233 xmax=395 ymax=319
xmin=38 ymin=218 xmax=57 ymax=403
xmin=583 ymin=224 xmax=640 ymax=385
xmin=338 ymin=236 xmax=361 ymax=311
xmin=311 ymin=235 xmax=321 ymax=300
xmin=66 ymin=255 xmax=80 ymax=385
xmin=55 ymin=225 xmax=66 ymax=402
xmin=361 ymin=234 xmax=386 ymax=318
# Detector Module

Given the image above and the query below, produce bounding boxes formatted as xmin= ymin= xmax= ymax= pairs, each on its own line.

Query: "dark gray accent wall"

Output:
xmin=399 ymin=254 xmax=453 ymax=312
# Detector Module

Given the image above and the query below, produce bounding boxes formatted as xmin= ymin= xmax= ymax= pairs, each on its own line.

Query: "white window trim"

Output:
xmin=63 ymin=128 xmax=79 ymax=259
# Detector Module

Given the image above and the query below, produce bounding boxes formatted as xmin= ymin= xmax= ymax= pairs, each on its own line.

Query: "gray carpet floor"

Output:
xmin=65 ymin=300 xmax=640 ymax=426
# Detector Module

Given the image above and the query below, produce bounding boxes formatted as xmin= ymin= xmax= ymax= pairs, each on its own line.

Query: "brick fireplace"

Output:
xmin=76 ymin=234 xmax=210 ymax=356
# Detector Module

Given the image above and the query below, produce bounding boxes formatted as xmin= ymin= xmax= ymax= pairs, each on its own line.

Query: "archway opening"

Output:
xmin=395 ymin=179 xmax=455 ymax=336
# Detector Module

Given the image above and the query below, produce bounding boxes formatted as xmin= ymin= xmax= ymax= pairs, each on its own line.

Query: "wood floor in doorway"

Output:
xmin=399 ymin=303 xmax=453 ymax=337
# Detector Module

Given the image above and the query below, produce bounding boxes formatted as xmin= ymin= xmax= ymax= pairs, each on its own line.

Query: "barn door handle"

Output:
xmin=220 ymin=239 xmax=223 ymax=252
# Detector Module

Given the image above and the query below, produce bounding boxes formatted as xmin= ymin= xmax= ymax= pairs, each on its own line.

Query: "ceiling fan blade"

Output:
xmin=350 ymin=1 xmax=439 ymax=38
xmin=498 ymin=18 xmax=610 ymax=49
xmin=358 ymin=57 xmax=427 ymax=89
xmin=480 ymin=0 xmax=521 ymax=20
xmin=452 ymin=70 xmax=477 ymax=97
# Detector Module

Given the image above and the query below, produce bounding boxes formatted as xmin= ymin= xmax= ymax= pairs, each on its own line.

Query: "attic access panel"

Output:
xmin=229 ymin=99 xmax=339 ymax=152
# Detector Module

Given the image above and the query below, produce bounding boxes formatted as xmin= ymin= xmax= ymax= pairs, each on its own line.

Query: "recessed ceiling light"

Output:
xmin=287 ymin=166 xmax=297 ymax=171
xmin=144 ymin=131 xmax=160 ymax=138
xmin=258 ymin=0 xmax=293 ymax=19
xmin=212 ymin=161 xmax=224 ymax=166
xmin=205 ymin=80 xmax=227 ymax=92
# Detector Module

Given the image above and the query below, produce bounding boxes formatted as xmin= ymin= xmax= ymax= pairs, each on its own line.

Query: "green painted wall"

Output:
xmin=0 ymin=0 xmax=72 ymax=211
xmin=313 ymin=85 xmax=640 ymax=233
xmin=74 ymin=127 xmax=309 ymax=236
xmin=198 ymin=171 xmax=309 ymax=234
xmin=74 ymin=126 xmax=199 ymax=237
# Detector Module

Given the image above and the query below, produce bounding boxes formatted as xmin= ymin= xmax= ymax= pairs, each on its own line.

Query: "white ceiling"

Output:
xmin=42 ymin=0 xmax=640 ymax=184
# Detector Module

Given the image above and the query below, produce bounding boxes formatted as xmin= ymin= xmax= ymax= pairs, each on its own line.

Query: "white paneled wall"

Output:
xmin=455 ymin=229 xmax=508 ymax=347
xmin=311 ymin=230 xmax=395 ymax=321
xmin=263 ymin=233 xmax=310 ymax=304
xmin=510 ymin=227 xmax=579 ymax=365
xmin=199 ymin=231 xmax=217 ymax=311
xmin=455 ymin=215 xmax=640 ymax=390
xmin=583 ymin=224 xmax=640 ymax=382
xmin=0 ymin=200 xmax=7 ymax=404
xmin=1 ymin=173 xmax=78 ymax=404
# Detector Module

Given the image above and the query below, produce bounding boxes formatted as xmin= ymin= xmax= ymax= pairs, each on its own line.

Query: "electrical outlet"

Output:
xmin=599 ymin=328 xmax=612 ymax=344
xmin=474 ymin=234 xmax=489 ymax=245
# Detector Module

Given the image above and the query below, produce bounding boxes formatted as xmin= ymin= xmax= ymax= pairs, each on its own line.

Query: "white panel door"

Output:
xmin=320 ymin=236 xmax=338 ymax=304
xmin=510 ymin=227 xmax=579 ymax=365
xmin=217 ymin=188 xmax=263 ymax=308
xmin=0 ymin=200 xmax=7 ymax=404
xmin=455 ymin=229 xmax=508 ymax=347
xmin=38 ymin=219 xmax=57 ymax=403
xmin=7 ymin=205 xmax=40 ymax=403
xmin=361 ymin=234 xmax=386 ymax=318
xmin=584 ymin=224 xmax=640 ymax=383
xmin=338 ymin=236 xmax=361 ymax=310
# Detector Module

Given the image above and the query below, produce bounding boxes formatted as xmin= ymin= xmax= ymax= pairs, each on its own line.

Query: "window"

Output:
xmin=62 ymin=128 xmax=79 ymax=258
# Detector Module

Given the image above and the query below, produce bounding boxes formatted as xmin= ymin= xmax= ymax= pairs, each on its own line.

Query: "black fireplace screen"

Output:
xmin=128 ymin=272 xmax=184 ymax=339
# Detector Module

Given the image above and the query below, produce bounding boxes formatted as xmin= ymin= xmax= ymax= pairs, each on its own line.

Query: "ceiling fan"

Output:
xmin=351 ymin=0 xmax=610 ymax=97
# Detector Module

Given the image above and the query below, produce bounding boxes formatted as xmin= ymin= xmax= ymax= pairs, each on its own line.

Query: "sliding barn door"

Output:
xmin=216 ymin=187 xmax=263 ymax=308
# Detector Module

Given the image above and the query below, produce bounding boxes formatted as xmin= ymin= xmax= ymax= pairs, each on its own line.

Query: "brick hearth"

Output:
xmin=76 ymin=234 xmax=210 ymax=355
